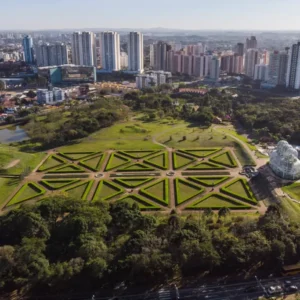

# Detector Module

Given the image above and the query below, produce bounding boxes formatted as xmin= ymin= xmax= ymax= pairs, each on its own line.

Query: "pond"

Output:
xmin=0 ymin=126 xmax=29 ymax=143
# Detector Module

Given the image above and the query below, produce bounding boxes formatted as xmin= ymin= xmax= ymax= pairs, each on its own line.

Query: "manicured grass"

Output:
xmin=39 ymin=179 xmax=80 ymax=190
xmin=209 ymin=151 xmax=238 ymax=168
xmin=0 ymin=178 xmax=20 ymax=207
xmin=59 ymin=152 xmax=98 ymax=161
xmin=38 ymin=155 xmax=66 ymax=172
xmin=113 ymin=178 xmax=154 ymax=188
xmin=117 ymin=162 xmax=155 ymax=172
xmin=221 ymin=178 xmax=257 ymax=205
xmin=144 ymin=152 xmax=169 ymax=170
xmin=79 ymin=153 xmax=105 ymax=172
xmin=187 ymin=161 xmax=225 ymax=170
xmin=105 ymin=153 xmax=131 ymax=171
xmin=172 ymin=152 xmax=196 ymax=169
xmin=47 ymin=164 xmax=86 ymax=173
xmin=64 ymin=180 xmax=94 ymax=200
xmin=232 ymin=141 xmax=256 ymax=166
xmin=0 ymin=144 xmax=45 ymax=174
xmin=188 ymin=176 xmax=230 ymax=187
xmin=117 ymin=194 xmax=161 ymax=211
xmin=186 ymin=193 xmax=251 ymax=210
xmin=174 ymin=178 xmax=204 ymax=205
xmin=140 ymin=178 xmax=169 ymax=206
xmin=92 ymin=180 xmax=124 ymax=201
xmin=282 ymin=183 xmax=300 ymax=201
xmin=118 ymin=150 xmax=160 ymax=159
xmin=7 ymin=182 xmax=46 ymax=206
xmin=178 ymin=148 xmax=222 ymax=158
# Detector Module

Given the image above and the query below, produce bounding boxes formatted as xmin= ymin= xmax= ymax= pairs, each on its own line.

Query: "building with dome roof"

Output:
xmin=269 ymin=140 xmax=300 ymax=180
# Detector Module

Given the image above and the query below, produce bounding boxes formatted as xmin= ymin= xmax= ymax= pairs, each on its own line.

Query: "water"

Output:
xmin=0 ymin=126 xmax=29 ymax=143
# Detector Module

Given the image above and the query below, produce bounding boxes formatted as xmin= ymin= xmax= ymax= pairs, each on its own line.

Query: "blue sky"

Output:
xmin=2 ymin=0 xmax=300 ymax=30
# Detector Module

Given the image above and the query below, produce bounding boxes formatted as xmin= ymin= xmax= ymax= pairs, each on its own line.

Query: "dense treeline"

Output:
xmin=1 ymin=196 xmax=300 ymax=296
xmin=233 ymin=95 xmax=300 ymax=143
xmin=24 ymin=97 xmax=128 ymax=148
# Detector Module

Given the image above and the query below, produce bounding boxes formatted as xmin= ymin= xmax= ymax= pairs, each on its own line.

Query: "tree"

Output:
xmin=0 ymin=80 xmax=5 ymax=92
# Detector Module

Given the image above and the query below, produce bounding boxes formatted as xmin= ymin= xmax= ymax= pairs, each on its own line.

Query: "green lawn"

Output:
xmin=92 ymin=180 xmax=124 ymax=201
xmin=210 ymin=151 xmax=237 ymax=167
xmin=187 ymin=161 xmax=225 ymax=170
xmin=179 ymin=149 xmax=221 ymax=158
xmin=173 ymin=152 xmax=195 ymax=169
xmin=188 ymin=176 xmax=230 ymax=187
xmin=80 ymin=154 xmax=104 ymax=171
xmin=38 ymin=155 xmax=65 ymax=171
xmin=113 ymin=178 xmax=154 ymax=188
xmin=175 ymin=178 xmax=204 ymax=205
xmin=40 ymin=180 xmax=80 ymax=190
xmin=105 ymin=153 xmax=131 ymax=171
xmin=140 ymin=179 xmax=169 ymax=206
xmin=117 ymin=195 xmax=160 ymax=210
xmin=283 ymin=183 xmax=300 ymax=201
xmin=64 ymin=181 xmax=93 ymax=200
xmin=0 ymin=178 xmax=20 ymax=206
xmin=0 ymin=144 xmax=46 ymax=174
xmin=48 ymin=164 xmax=85 ymax=173
xmin=144 ymin=152 xmax=168 ymax=169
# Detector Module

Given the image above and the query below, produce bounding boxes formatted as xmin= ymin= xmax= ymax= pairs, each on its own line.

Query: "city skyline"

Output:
xmin=2 ymin=0 xmax=300 ymax=31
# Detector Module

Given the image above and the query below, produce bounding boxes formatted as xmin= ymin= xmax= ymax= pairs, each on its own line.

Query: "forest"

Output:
xmin=1 ymin=196 xmax=300 ymax=296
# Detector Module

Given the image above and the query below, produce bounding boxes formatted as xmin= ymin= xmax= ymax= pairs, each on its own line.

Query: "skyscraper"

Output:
xmin=246 ymin=36 xmax=257 ymax=50
xmin=244 ymin=49 xmax=259 ymax=77
xmin=22 ymin=35 xmax=34 ymax=64
xmin=71 ymin=31 xmax=96 ymax=66
xmin=235 ymin=43 xmax=244 ymax=56
xmin=278 ymin=49 xmax=289 ymax=86
xmin=268 ymin=51 xmax=280 ymax=85
xmin=153 ymin=41 xmax=171 ymax=71
xmin=210 ymin=56 xmax=220 ymax=80
xmin=128 ymin=32 xmax=144 ymax=73
xmin=286 ymin=43 xmax=300 ymax=89
xmin=36 ymin=43 xmax=68 ymax=67
xmin=100 ymin=31 xmax=120 ymax=71
xmin=254 ymin=64 xmax=268 ymax=81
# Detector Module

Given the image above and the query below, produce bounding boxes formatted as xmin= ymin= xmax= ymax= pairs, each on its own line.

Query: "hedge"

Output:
xmin=42 ymin=174 xmax=90 ymax=179
xmin=113 ymin=177 xmax=154 ymax=188
xmin=172 ymin=152 xmax=196 ymax=170
xmin=220 ymin=178 xmax=257 ymax=205
xmin=6 ymin=182 xmax=46 ymax=207
xmin=209 ymin=151 xmax=238 ymax=168
xmin=174 ymin=178 xmax=204 ymax=206
xmin=186 ymin=192 xmax=252 ymax=210
xmin=105 ymin=153 xmax=131 ymax=171
xmin=118 ymin=150 xmax=161 ymax=159
xmin=58 ymin=152 xmax=101 ymax=161
xmin=181 ymin=171 xmax=231 ymax=176
xmin=186 ymin=161 xmax=226 ymax=170
xmin=39 ymin=179 xmax=81 ymax=190
xmin=117 ymin=194 xmax=161 ymax=211
xmin=139 ymin=178 xmax=169 ymax=206
xmin=37 ymin=155 xmax=66 ymax=172
xmin=47 ymin=164 xmax=86 ymax=173
xmin=178 ymin=148 xmax=222 ymax=158
xmin=110 ymin=173 xmax=161 ymax=178
xmin=92 ymin=180 xmax=124 ymax=201
xmin=187 ymin=176 xmax=231 ymax=187
xmin=78 ymin=154 xmax=105 ymax=172
xmin=64 ymin=180 xmax=94 ymax=201
xmin=144 ymin=152 xmax=169 ymax=170
xmin=117 ymin=163 xmax=155 ymax=172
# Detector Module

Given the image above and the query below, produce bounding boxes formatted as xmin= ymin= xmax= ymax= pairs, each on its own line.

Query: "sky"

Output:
xmin=2 ymin=0 xmax=300 ymax=31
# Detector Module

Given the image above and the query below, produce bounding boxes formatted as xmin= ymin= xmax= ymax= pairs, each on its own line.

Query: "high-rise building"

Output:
xmin=173 ymin=53 xmax=183 ymax=73
xmin=221 ymin=55 xmax=235 ymax=73
xmin=128 ymin=32 xmax=144 ymax=73
xmin=286 ymin=43 xmax=300 ymax=89
xmin=120 ymin=52 xmax=128 ymax=69
xmin=100 ymin=31 xmax=121 ymax=71
xmin=153 ymin=41 xmax=171 ymax=71
xmin=254 ymin=64 xmax=268 ymax=81
xmin=235 ymin=43 xmax=244 ymax=56
xmin=261 ymin=50 xmax=269 ymax=65
xmin=278 ymin=49 xmax=289 ymax=86
xmin=193 ymin=55 xmax=210 ymax=77
xmin=246 ymin=36 xmax=257 ymax=50
xmin=22 ymin=35 xmax=34 ymax=64
xmin=268 ymin=51 xmax=280 ymax=85
xmin=71 ymin=31 xmax=96 ymax=66
xmin=210 ymin=56 xmax=220 ymax=80
xmin=244 ymin=49 xmax=259 ymax=77
xmin=150 ymin=44 xmax=156 ymax=68
xmin=36 ymin=43 xmax=68 ymax=67
xmin=232 ymin=54 xmax=244 ymax=74
xmin=182 ymin=55 xmax=193 ymax=75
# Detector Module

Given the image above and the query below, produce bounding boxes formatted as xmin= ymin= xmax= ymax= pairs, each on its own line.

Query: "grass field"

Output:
xmin=175 ymin=178 xmax=204 ymax=205
xmin=0 ymin=178 xmax=20 ymax=206
xmin=64 ymin=181 xmax=93 ymax=200
xmin=210 ymin=151 xmax=237 ymax=168
xmin=282 ymin=183 xmax=300 ymax=201
xmin=92 ymin=180 xmax=124 ymax=201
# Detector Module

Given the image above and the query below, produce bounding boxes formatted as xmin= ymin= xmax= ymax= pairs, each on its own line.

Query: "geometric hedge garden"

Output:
xmin=4 ymin=148 xmax=259 ymax=213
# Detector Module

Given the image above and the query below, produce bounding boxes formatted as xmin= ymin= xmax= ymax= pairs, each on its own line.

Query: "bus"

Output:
xmin=282 ymin=264 xmax=300 ymax=276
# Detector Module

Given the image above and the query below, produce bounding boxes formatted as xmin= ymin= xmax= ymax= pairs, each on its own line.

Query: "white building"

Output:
xmin=37 ymin=88 xmax=65 ymax=105
xmin=100 ymin=31 xmax=121 ymax=71
xmin=246 ymin=36 xmax=257 ymax=50
xmin=128 ymin=32 xmax=144 ymax=73
xmin=210 ymin=56 xmax=220 ymax=80
xmin=136 ymin=71 xmax=172 ymax=89
xmin=286 ymin=42 xmax=300 ymax=89
xmin=120 ymin=52 xmax=128 ymax=69
xmin=254 ymin=64 xmax=269 ymax=81
xmin=71 ymin=31 xmax=96 ymax=66
xmin=244 ymin=49 xmax=259 ymax=78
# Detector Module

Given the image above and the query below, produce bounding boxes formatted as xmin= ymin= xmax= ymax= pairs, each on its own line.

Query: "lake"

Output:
xmin=0 ymin=126 xmax=29 ymax=143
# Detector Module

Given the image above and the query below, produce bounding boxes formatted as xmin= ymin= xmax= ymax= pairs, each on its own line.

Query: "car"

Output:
xmin=268 ymin=285 xmax=282 ymax=295
xmin=286 ymin=285 xmax=298 ymax=292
